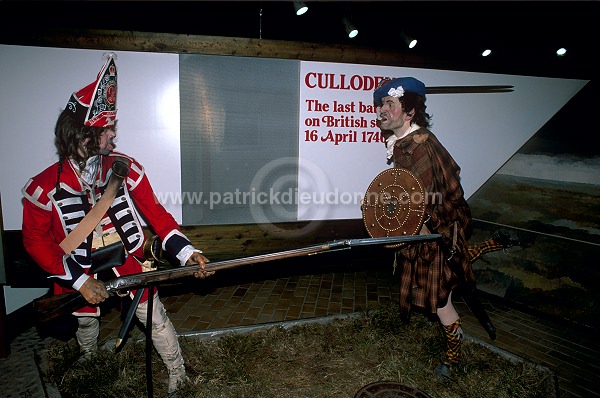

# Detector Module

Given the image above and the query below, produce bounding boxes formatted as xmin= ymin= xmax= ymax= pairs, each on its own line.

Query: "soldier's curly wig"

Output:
xmin=54 ymin=109 xmax=106 ymax=169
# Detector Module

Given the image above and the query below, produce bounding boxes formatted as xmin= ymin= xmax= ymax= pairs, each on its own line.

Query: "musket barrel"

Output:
xmin=347 ymin=234 xmax=440 ymax=246
xmin=34 ymin=233 xmax=442 ymax=324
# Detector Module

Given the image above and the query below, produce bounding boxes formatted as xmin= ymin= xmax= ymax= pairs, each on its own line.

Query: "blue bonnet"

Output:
xmin=373 ymin=77 xmax=426 ymax=106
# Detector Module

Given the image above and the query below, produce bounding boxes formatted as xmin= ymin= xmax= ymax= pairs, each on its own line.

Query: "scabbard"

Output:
xmin=457 ymin=286 xmax=497 ymax=340
xmin=435 ymin=229 xmax=498 ymax=340
xmin=115 ymin=288 xmax=145 ymax=350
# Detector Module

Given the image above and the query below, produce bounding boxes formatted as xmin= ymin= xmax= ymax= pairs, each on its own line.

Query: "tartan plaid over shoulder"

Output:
xmin=391 ymin=128 xmax=475 ymax=320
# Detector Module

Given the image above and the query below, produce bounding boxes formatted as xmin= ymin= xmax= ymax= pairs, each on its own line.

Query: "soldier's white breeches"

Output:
xmin=136 ymin=292 xmax=187 ymax=393
xmin=76 ymin=316 xmax=100 ymax=355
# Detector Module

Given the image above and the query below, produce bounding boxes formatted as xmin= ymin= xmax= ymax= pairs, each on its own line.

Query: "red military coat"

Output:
xmin=22 ymin=152 xmax=196 ymax=315
xmin=391 ymin=128 xmax=475 ymax=320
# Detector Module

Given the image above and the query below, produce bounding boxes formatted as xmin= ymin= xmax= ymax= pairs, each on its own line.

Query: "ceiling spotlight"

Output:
xmin=556 ymin=47 xmax=567 ymax=57
xmin=293 ymin=1 xmax=308 ymax=16
xmin=482 ymin=49 xmax=492 ymax=57
xmin=343 ymin=17 xmax=358 ymax=38
xmin=401 ymin=32 xmax=417 ymax=49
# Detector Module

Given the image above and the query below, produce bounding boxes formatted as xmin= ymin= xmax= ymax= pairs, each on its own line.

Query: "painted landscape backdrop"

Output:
xmin=467 ymin=79 xmax=599 ymax=330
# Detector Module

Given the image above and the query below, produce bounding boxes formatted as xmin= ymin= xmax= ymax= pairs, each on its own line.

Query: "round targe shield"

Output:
xmin=362 ymin=168 xmax=426 ymax=248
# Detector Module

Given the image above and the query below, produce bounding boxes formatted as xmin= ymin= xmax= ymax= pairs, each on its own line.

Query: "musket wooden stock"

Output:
xmin=34 ymin=234 xmax=441 ymax=324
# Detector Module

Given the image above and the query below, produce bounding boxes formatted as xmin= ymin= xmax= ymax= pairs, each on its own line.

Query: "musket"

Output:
xmin=34 ymin=234 xmax=441 ymax=325
xmin=426 ymin=85 xmax=514 ymax=94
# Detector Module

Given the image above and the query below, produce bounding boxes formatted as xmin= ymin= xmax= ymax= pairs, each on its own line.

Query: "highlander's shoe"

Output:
xmin=434 ymin=361 xmax=462 ymax=380
xmin=434 ymin=362 xmax=451 ymax=379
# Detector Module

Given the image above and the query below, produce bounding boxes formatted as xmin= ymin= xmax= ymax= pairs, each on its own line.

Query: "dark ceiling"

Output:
xmin=1 ymin=1 xmax=597 ymax=79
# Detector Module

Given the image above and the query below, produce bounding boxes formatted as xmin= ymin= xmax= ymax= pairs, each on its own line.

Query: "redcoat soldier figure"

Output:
xmin=22 ymin=53 xmax=212 ymax=396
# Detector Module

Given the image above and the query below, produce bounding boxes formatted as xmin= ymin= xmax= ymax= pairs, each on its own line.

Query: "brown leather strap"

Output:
xmin=59 ymin=158 xmax=130 ymax=254
xmin=445 ymin=221 xmax=459 ymax=261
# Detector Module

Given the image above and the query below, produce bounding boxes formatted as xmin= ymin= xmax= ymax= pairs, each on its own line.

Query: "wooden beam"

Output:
xmin=1 ymin=28 xmax=441 ymax=69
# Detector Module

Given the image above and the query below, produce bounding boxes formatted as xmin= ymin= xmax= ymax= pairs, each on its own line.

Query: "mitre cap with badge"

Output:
xmin=373 ymin=77 xmax=426 ymax=106
xmin=65 ymin=52 xmax=118 ymax=127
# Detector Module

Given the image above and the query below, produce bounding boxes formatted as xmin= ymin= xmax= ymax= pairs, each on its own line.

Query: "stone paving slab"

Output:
xmin=0 ymin=327 xmax=53 ymax=398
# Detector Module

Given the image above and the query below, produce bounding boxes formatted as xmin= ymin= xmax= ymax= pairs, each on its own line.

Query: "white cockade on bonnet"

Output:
xmin=387 ymin=86 xmax=405 ymax=98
